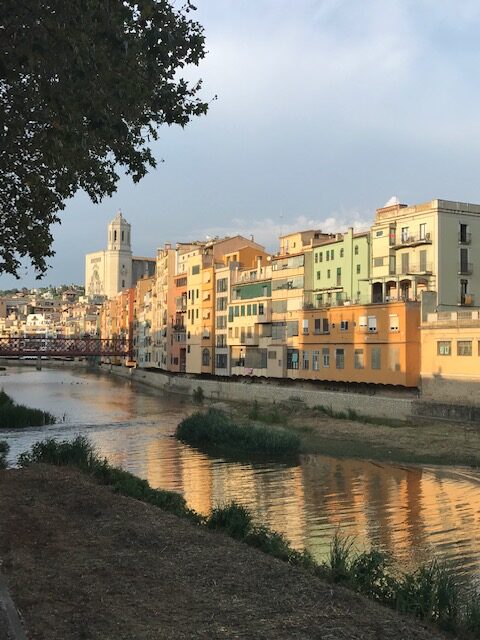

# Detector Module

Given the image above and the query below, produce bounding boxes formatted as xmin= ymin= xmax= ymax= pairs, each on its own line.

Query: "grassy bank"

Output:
xmin=0 ymin=389 xmax=56 ymax=428
xmin=229 ymin=399 xmax=480 ymax=467
xmin=16 ymin=435 xmax=480 ymax=639
xmin=176 ymin=408 xmax=300 ymax=457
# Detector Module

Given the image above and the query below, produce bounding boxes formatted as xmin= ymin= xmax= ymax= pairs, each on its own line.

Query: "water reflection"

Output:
xmin=1 ymin=366 xmax=479 ymax=584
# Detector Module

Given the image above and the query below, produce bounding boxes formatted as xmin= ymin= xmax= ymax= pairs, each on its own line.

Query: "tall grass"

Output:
xmin=207 ymin=502 xmax=314 ymax=568
xmin=176 ymin=408 xmax=300 ymax=455
xmin=314 ymin=404 xmax=403 ymax=428
xmin=0 ymin=389 xmax=56 ymax=428
xmin=0 ymin=440 xmax=9 ymax=469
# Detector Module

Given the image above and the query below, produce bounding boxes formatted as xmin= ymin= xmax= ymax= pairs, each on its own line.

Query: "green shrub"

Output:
xmin=0 ymin=390 xmax=56 ymax=428
xmin=176 ymin=408 xmax=300 ymax=456
xmin=0 ymin=440 xmax=9 ymax=469
xmin=207 ymin=502 xmax=253 ymax=539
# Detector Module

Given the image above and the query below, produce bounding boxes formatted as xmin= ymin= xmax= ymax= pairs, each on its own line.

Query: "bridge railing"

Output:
xmin=0 ymin=336 xmax=131 ymax=357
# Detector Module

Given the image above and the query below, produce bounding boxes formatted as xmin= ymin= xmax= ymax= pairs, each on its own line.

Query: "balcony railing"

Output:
xmin=458 ymin=294 xmax=475 ymax=306
xmin=458 ymin=263 xmax=473 ymax=275
xmin=458 ymin=232 xmax=472 ymax=244
xmin=392 ymin=233 xmax=432 ymax=249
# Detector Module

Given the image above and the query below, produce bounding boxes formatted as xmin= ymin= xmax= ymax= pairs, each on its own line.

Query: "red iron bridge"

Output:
xmin=0 ymin=336 xmax=131 ymax=358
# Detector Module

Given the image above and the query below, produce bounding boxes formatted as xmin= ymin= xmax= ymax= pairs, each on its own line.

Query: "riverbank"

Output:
xmin=0 ymin=464 xmax=450 ymax=640
xmin=101 ymin=364 xmax=480 ymax=467
xmin=228 ymin=400 xmax=480 ymax=467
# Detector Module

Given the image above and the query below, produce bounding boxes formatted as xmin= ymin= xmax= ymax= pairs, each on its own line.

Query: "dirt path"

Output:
xmin=0 ymin=466 xmax=449 ymax=640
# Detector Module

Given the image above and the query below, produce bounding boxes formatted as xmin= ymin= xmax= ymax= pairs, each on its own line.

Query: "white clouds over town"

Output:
xmin=3 ymin=0 xmax=480 ymax=287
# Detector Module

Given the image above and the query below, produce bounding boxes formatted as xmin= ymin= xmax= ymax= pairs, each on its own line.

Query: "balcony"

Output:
xmin=458 ymin=263 xmax=473 ymax=276
xmin=391 ymin=233 xmax=432 ymax=249
xmin=458 ymin=294 xmax=475 ymax=306
xmin=458 ymin=232 xmax=472 ymax=244
xmin=403 ymin=262 xmax=433 ymax=275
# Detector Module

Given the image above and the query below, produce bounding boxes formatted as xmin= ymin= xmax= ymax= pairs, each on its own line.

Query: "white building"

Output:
xmin=85 ymin=211 xmax=155 ymax=299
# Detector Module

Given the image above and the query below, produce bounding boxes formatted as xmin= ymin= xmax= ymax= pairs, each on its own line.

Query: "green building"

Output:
xmin=304 ymin=228 xmax=371 ymax=308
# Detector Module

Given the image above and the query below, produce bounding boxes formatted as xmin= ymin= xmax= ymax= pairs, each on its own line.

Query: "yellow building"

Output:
xmin=370 ymin=198 xmax=480 ymax=309
xmin=421 ymin=310 xmax=480 ymax=403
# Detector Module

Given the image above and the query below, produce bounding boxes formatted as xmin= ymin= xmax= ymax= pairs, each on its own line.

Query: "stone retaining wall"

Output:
xmin=105 ymin=365 xmax=415 ymax=421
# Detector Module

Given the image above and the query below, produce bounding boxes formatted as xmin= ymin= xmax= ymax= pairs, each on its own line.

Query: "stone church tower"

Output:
xmin=85 ymin=211 xmax=155 ymax=299
xmin=104 ymin=211 xmax=133 ymax=296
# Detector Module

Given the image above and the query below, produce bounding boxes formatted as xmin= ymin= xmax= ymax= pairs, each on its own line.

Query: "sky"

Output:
xmin=3 ymin=0 xmax=480 ymax=289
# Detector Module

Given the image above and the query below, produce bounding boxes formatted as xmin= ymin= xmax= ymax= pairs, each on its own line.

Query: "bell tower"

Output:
xmin=108 ymin=210 xmax=131 ymax=252
xmin=105 ymin=210 xmax=133 ymax=298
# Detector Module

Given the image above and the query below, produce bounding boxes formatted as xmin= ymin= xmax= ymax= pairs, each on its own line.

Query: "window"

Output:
xmin=302 ymin=351 xmax=309 ymax=370
xmin=252 ymin=304 xmax=257 ymax=314
xmin=340 ymin=248 xmax=344 ymax=258
xmin=460 ymin=248 xmax=469 ymax=273
xmin=373 ymin=257 xmax=384 ymax=267
xmin=192 ymin=265 xmax=200 ymax=275
xmin=196 ymin=309 xmax=199 ymax=319
xmin=317 ymin=271 xmax=321 ymax=279
xmin=216 ymin=353 xmax=228 ymax=368
xmin=247 ymin=304 xmax=251 ymax=315
xmin=121 ymin=279 xmax=125 ymax=288
xmin=322 ymin=348 xmax=330 ymax=368
xmin=241 ymin=305 xmax=245 ymax=316
xmin=327 ymin=269 xmax=331 ymax=278
xmin=437 ymin=341 xmax=451 ymax=356
xmin=287 ymin=321 xmax=299 ymax=337
xmin=354 ymin=245 xmax=359 ymax=255
xmin=401 ymin=253 xmax=409 ymax=273
xmin=216 ymin=278 xmax=228 ymax=293
xmin=322 ymin=318 xmax=329 ymax=333
xmin=389 ymin=227 xmax=396 ymax=246
xmin=358 ymin=315 xmax=367 ymax=330
xmin=419 ymin=249 xmax=427 ymax=272
xmin=356 ymin=264 xmax=361 ymax=274
xmin=368 ymin=316 xmax=377 ymax=332
xmin=268 ymin=350 xmax=276 ymax=360
xmin=114 ymin=230 xmax=117 ymax=242
xmin=389 ymin=347 xmax=400 ymax=371
xmin=234 ymin=306 xmax=239 ymax=317
xmin=460 ymin=279 xmax=468 ymax=305
xmin=216 ymin=335 xmax=227 ymax=348
xmin=314 ymin=318 xmax=321 ymax=334
xmin=336 ymin=267 xmax=341 ymax=286
xmin=259 ymin=303 xmax=264 ymax=315
xmin=315 ymin=253 xmax=318 ymax=263
xmin=340 ymin=320 xmax=349 ymax=331
xmin=335 ymin=348 xmax=344 ymax=369
xmin=287 ymin=349 xmax=299 ymax=369
xmin=319 ymin=252 xmax=323 ymax=262
xmin=459 ymin=223 xmax=469 ymax=243
xmin=354 ymin=349 xmax=364 ymax=369
xmin=272 ymin=322 xmax=286 ymax=341
xmin=216 ymin=297 xmax=227 ymax=311
xmin=312 ymin=350 xmax=320 ymax=370
xmin=302 ymin=319 xmax=309 ymax=335
xmin=389 ymin=314 xmax=399 ymax=331
xmin=217 ymin=316 xmax=227 ymax=329
xmin=419 ymin=223 xmax=426 ymax=240
xmin=371 ymin=347 xmax=381 ymax=370
xmin=457 ymin=340 xmax=472 ymax=356
xmin=331 ymin=250 xmax=334 ymax=260
xmin=326 ymin=252 xmax=330 ymax=262
xmin=401 ymin=227 xmax=409 ymax=242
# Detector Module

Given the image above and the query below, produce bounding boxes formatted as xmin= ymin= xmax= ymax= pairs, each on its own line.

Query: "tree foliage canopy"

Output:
xmin=0 ymin=0 xmax=208 ymax=276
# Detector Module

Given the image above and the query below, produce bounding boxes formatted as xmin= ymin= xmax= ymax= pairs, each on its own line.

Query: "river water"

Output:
xmin=1 ymin=366 xmax=479 ymax=585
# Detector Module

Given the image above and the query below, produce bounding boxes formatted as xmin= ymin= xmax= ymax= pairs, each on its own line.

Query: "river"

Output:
xmin=1 ymin=365 xmax=479 ymax=586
